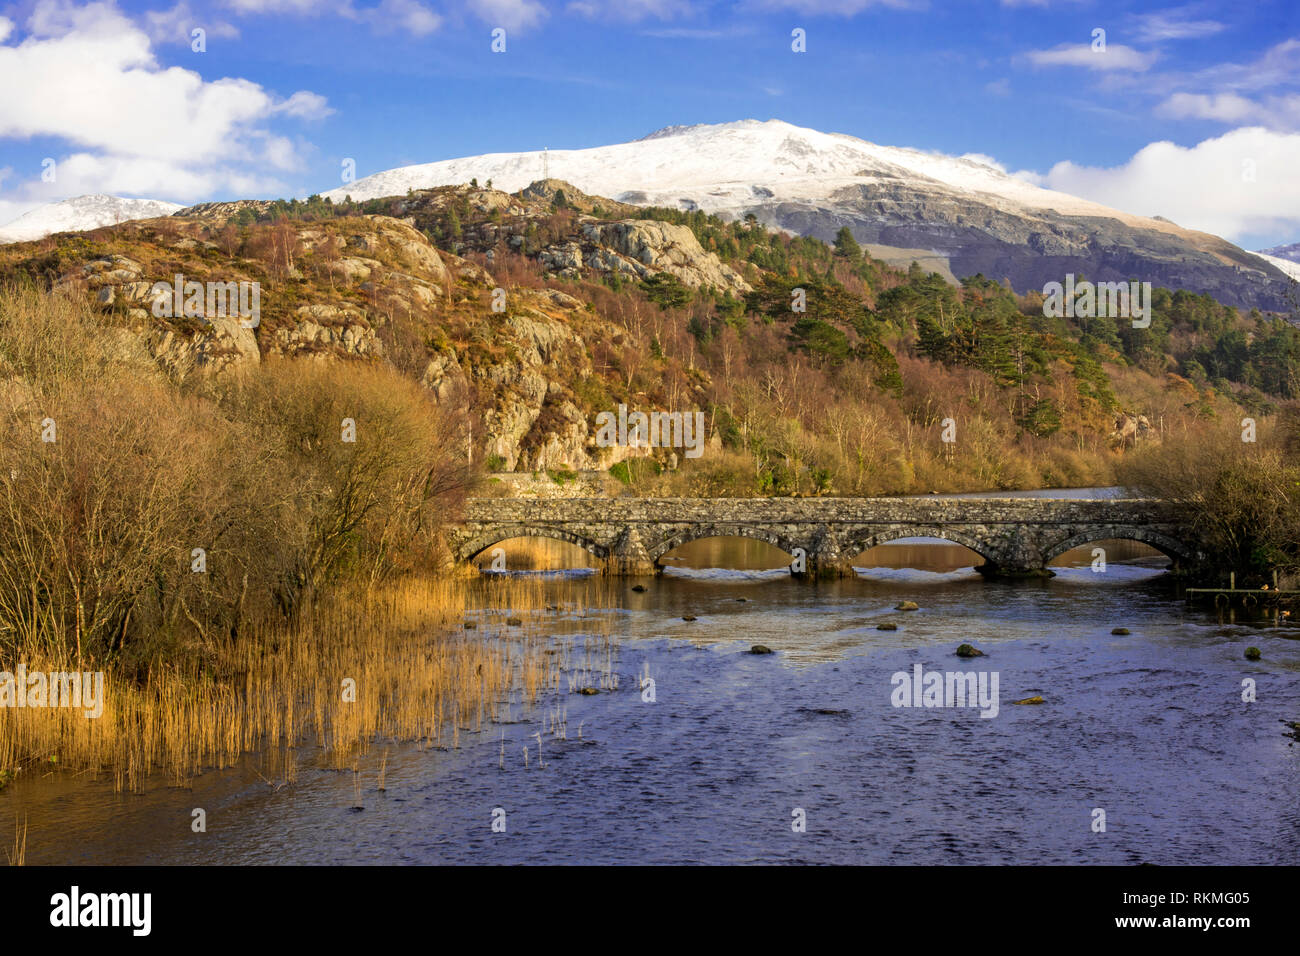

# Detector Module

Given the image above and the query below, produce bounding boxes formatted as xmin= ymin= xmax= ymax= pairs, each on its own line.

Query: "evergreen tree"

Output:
xmin=833 ymin=226 xmax=862 ymax=260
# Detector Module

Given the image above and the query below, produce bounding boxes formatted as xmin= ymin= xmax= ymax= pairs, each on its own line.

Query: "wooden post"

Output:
xmin=1230 ymin=572 xmax=1236 ymax=590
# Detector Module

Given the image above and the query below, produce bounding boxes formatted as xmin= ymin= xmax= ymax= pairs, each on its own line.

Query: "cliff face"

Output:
xmin=757 ymin=182 xmax=1292 ymax=312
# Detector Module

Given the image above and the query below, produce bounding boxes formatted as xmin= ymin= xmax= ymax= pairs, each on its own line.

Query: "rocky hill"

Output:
xmin=0 ymin=183 xmax=751 ymax=473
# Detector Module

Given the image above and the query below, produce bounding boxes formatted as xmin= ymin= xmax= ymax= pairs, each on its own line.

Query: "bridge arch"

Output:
xmin=646 ymin=524 xmax=802 ymax=564
xmin=843 ymin=527 xmax=996 ymax=564
xmin=455 ymin=525 xmax=609 ymax=563
xmin=1041 ymin=526 xmax=1194 ymax=565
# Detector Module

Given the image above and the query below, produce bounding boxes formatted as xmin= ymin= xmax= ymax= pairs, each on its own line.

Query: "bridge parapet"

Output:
xmin=449 ymin=497 xmax=1199 ymax=578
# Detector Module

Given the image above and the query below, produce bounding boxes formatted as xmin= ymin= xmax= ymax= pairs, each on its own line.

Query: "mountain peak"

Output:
xmin=0 ymin=194 xmax=182 ymax=244
xmin=636 ymin=119 xmax=792 ymax=141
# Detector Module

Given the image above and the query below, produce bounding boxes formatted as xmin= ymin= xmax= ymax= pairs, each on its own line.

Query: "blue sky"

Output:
xmin=2 ymin=0 xmax=1299 ymax=248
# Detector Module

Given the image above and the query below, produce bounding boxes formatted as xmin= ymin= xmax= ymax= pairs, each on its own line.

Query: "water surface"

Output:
xmin=6 ymin=532 xmax=1298 ymax=865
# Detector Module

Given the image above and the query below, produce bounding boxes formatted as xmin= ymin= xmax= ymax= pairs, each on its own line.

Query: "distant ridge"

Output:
xmin=0 ymin=195 xmax=182 ymax=244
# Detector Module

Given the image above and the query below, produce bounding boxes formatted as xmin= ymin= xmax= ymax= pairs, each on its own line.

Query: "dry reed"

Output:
xmin=0 ymin=575 xmax=580 ymax=791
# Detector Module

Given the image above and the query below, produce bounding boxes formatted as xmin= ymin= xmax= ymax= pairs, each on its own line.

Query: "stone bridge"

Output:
xmin=448 ymin=497 xmax=1201 ymax=578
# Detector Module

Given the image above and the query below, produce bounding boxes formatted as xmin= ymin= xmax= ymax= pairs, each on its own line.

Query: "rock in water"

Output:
xmin=955 ymin=643 xmax=984 ymax=657
xmin=878 ymin=622 xmax=898 ymax=631
xmin=1012 ymin=696 xmax=1045 ymax=705
xmin=1245 ymin=646 xmax=1262 ymax=660
xmin=750 ymin=645 xmax=773 ymax=655
xmin=1111 ymin=627 xmax=1131 ymax=635
xmin=896 ymin=601 xmax=919 ymax=611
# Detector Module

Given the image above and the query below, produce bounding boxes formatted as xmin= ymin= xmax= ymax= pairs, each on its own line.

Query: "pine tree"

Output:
xmin=833 ymin=226 xmax=862 ymax=260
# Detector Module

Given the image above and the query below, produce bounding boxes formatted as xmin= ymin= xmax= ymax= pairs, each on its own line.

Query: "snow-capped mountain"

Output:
xmin=1256 ymin=242 xmax=1300 ymax=281
xmin=1259 ymin=241 xmax=1300 ymax=263
xmin=326 ymin=118 xmax=1133 ymax=220
xmin=0 ymin=195 xmax=183 ymax=244
xmin=322 ymin=119 xmax=1294 ymax=312
xmin=1254 ymin=249 xmax=1300 ymax=282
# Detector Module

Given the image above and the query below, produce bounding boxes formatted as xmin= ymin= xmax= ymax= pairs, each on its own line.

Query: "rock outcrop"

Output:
xmin=577 ymin=220 xmax=751 ymax=293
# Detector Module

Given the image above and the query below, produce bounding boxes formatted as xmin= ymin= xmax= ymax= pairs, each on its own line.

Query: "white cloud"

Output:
xmin=0 ymin=0 xmax=327 ymax=202
xmin=145 ymin=2 xmax=240 ymax=44
xmin=52 ymin=151 xmax=291 ymax=198
xmin=223 ymin=0 xmax=443 ymax=36
xmin=1157 ymin=91 xmax=1300 ymax=131
xmin=224 ymin=0 xmax=319 ymax=12
xmin=1157 ymin=92 xmax=1256 ymax=122
xmin=468 ymin=0 xmax=547 ymax=31
xmin=1131 ymin=7 xmax=1225 ymax=43
xmin=1023 ymin=127 xmax=1300 ymax=242
xmin=368 ymin=0 xmax=443 ymax=35
xmin=273 ymin=90 xmax=334 ymax=119
xmin=985 ymin=77 xmax=1011 ymax=96
xmin=1024 ymin=43 xmax=1159 ymax=72
xmin=1179 ymin=38 xmax=1300 ymax=95
xmin=568 ymin=0 xmax=694 ymax=19
xmin=744 ymin=0 xmax=924 ymax=12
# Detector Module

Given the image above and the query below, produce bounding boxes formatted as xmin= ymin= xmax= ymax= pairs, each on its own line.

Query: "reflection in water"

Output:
xmin=7 ymin=520 xmax=1296 ymax=866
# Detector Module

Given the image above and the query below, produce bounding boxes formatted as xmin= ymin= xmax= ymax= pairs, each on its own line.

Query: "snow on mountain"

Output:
xmin=323 ymin=118 xmax=1168 ymax=231
xmin=1254 ymin=250 xmax=1300 ymax=282
xmin=0 ymin=195 xmax=183 ymax=244
xmin=1258 ymin=241 xmax=1300 ymax=263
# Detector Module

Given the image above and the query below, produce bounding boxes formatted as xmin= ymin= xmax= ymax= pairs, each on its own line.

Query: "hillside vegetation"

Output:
xmin=2 ymin=179 xmax=1298 ymax=505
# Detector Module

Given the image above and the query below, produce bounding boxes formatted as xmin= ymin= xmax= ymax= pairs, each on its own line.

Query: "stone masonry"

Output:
xmin=448 ymin=497 xmax=1201 ymax=578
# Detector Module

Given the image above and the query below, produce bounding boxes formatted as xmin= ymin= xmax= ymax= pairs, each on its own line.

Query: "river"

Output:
xmin=4 ymin=490 xmax=1299 ymax=865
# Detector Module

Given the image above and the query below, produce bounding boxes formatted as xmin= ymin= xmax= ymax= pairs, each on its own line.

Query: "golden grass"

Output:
xmin=5 ymin=817 xmax=25 ymax=866
xmin=0 ymin=574 xmax=601 ymax=792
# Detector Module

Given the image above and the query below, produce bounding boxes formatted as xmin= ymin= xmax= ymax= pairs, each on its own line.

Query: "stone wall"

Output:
xmin=449 ymin=497 xmax=1200 ymax=578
